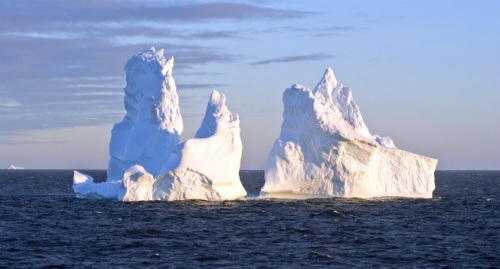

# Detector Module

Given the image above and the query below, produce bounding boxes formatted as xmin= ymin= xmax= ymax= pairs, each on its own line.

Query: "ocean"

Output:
xmin=0 ymin=170 xmax=499 ymax=268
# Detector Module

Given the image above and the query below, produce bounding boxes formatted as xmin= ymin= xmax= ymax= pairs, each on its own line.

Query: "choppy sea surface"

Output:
xmin=0 ymin=170 xmax=499 ymax=268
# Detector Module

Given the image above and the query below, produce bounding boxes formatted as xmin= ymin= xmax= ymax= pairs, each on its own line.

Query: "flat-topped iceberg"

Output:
xmin=72 ymin=48 xmax=245 ymax=201
xmin=262 ymin=68 xmax=437 ymax=199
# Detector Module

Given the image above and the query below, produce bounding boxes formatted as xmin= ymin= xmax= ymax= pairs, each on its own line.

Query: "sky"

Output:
xmin=0 ymin=0 xmax=499 ymax=170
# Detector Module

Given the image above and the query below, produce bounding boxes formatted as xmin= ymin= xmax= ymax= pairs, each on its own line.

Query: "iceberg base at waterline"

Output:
xmin=73 ymin=170 xmax=125 ymax=200
xmin=261 ymin=140 xmax=437 ymax=199
xmin=73 ymin=166 xmax=228 ymax=201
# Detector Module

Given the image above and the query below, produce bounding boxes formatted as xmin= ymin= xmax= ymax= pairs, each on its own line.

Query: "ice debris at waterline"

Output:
xmin=262 ymin=68 xmax=437 ymax=199
xmin=73 ymin=47 xmax=246 ymax=201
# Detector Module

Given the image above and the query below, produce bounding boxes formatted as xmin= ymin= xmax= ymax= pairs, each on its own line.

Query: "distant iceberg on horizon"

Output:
xmin=6 ymin=165 xmax=24 ymax=170
xmin=73 ymin=47 xmax=246 ymax=201
xmin=261 ymin=68 xmax=437 ymax=199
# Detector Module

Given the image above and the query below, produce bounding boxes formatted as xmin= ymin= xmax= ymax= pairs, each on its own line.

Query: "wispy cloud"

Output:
xmin=0 ymin=137 xmax=71 ymax=146
xmin=0 ymin=34 xmax=235 ymax=83
xmin=186 ymin=30 xmax=240 ymax=39
xmin=0 ymin=1 xmax=314 ymax=138
xmin=0 ymin=2 xmax=312 ymax=31
xmin=250 ymin=53 xmax=334 ymax=65
xmin=313 ymin=26 xmax=359 ymax=36
xmin=0 ymin=97 xmax=22 ymax=108
xmin=249 ymin=25 xmax=359 ymax=37
xmin=177 ymin=83 xmax=228 ymax=90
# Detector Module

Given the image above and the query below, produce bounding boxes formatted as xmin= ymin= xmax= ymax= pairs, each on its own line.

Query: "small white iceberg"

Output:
xmin=6 ymin=165 xmax=24 ymax=170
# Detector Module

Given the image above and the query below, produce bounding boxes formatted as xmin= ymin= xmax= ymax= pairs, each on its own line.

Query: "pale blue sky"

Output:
xmin=0 ymin=0 xmax=498 ymax=170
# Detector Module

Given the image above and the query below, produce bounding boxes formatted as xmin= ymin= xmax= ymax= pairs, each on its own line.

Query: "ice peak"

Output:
xmin=195 ymin=90 xmax=239 ymax=139
xmin=207 ymin=90 xmax=234 ymax=122
xmin=156 ymin=48 xmax=164 ymax=58
xmin=122 ymin=47 xmax=181 ymax=128
xmin=209 ymin=90 xmax=226 ymax=106
xmin=323 ymin=67 xmax=338 ymax=88
xmin=135 ymin=47 xmax=159 ymax=61
xmin=131 ymin=47 xmax=173 ymax=77
xmin=313 ymin=67 xmax=338 ymax=98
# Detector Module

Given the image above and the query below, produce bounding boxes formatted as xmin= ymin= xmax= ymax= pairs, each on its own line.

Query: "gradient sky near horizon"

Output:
xmin=0 ymin=0 xmax=498 ymax=170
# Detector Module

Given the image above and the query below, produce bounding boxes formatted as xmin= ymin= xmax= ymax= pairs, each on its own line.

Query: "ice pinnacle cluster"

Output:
xmin=73 ymin=48 xmax=246 ymax=201
xmin=262 ymin=68 xmax=437 ymax=198
xmin=73 ymin=47 xmax=438 ymax=201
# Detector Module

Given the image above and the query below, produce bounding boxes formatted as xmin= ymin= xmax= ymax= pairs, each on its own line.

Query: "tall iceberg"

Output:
xmin=107 ymin=47 xmax=183 ymax=181
xmin=73 ymin=48 xmax=246 ymax=201
xmin=262 ymin=68 xmax=437 ymax=199
xmin=153 ymin=90 xmax=247 ymax=201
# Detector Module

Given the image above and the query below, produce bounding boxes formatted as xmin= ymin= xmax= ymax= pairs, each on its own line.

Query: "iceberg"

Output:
xmin=262 ymin=68 xmax=437 ymax=199
xmin=6 ymin=165 xmax=24 ymax=170
xmin=154 ymin=90 xmax=247 ymax=201
xmin=107 ymin=47 xmax=183 ymax=181
xmin=72 ymin=48 xmax=245 ymax=201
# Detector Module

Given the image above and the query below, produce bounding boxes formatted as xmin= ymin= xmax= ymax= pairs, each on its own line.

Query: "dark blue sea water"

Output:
xmin=0 ymin=170 xmax=499 ymax=268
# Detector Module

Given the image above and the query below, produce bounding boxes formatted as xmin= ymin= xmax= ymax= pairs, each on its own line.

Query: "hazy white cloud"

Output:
xmin=0 ymin=97 xmax=22 ymax=108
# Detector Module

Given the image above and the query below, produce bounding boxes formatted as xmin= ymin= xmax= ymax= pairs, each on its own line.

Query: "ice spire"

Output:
xmin=313 ymin=67 xmax=338 ymax=99
xmin=195 ymin=90 xmax=239 ymax=138
xmin=107 ymin=47 xmax=183 ymax=181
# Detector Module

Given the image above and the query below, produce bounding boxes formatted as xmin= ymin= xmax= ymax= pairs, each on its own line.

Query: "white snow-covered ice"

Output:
xmin=72 ymin=47 xmax=436 ymax=201
xmin=73 ymin=170 xmax=125 ymax=199
xmin=155 ymin=90 xmax=247 ymax=201
xmin=107 ymin=47 xmax=183 ymax=181
xmin=6 ymin=165 xmax=24 ymax=170
xmin=262 ymin=68 xmax=437 ymax=199
xmin=72 ymin=48 xmax=246 ymax=201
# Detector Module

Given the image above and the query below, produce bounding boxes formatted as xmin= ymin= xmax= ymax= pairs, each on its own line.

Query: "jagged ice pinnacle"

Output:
xmin=107 ymin=47 xmax=183 ymax=181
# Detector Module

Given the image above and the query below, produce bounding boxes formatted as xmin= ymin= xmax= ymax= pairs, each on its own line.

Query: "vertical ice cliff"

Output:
xmin=107 ymin=47 xmax=183 ymax=181
xmin=153 ymin=90 xmax=247 ymax=201
xmin=262 ymin=68 xmax=437 ymax=199
xmin=73 ymin=47 xmax=182 ymax=200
